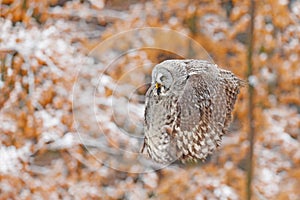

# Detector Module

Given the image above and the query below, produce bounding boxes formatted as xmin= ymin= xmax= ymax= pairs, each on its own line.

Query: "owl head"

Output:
xmin=151 ymin=60 xmax=189 ymax=96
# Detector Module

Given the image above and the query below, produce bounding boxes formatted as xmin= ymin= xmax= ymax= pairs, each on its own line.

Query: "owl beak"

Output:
xmin=155 ymin=83 xmax=161 ymax=89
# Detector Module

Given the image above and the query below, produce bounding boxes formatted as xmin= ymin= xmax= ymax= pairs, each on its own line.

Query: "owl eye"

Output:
xmin=160 ymin=76 xmax=167 ymax=82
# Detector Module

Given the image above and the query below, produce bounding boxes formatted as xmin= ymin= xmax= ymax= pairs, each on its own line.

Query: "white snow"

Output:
xmin=0 ymin=143 xmax=32 ymax=174
xmin=248 ymin=75 xmax=258 ymax=87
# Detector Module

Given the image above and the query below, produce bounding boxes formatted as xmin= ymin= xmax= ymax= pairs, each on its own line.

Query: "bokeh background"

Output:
xmin=0 ymin=0 xmax=300 ymax=199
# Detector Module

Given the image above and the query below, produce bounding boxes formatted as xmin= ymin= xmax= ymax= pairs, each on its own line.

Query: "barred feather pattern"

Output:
xmin=142 ymin=60 xmax=244 ymax=163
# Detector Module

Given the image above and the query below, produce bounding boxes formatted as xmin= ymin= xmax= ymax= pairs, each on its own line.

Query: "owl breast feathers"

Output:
xmin=142 ymin=59 xmax=245 ymax=164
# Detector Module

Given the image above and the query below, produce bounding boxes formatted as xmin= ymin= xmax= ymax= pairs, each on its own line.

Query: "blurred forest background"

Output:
xmin=0 ymin=0 xmax=300 ymax=199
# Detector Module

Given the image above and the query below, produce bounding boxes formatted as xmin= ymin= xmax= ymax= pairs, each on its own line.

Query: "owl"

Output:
xmin=141 ymin=59 xmax=244 ymax=164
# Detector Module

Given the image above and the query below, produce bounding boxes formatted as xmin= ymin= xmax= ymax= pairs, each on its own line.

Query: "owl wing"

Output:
xmin=219 ymin=69 xmax=245 ymax=135
xmin=176 ymin=73 xmax=217 ymax=161
xmin=177 ymin=74 xmax=213 ymax=132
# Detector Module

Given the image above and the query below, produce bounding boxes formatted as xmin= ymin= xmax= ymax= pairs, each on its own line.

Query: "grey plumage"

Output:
xmin=142 ymin=59 xmax=244 ymax=163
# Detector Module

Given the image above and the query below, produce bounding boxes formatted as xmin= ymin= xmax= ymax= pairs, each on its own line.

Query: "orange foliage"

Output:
xmin=0 ymin=0 xmax=299 ymax=199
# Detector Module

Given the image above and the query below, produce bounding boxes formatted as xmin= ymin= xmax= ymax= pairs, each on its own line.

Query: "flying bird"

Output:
xmin=142 ymin=59 xmax=244 ymax=163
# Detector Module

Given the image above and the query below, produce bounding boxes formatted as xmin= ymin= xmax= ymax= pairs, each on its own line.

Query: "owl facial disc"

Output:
xmin=152 ymin=68 xmax=173 ymax=96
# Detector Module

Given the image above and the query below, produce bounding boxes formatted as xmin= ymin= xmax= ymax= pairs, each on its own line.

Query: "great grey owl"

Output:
xmin=141 ymin=59 xmax=244 ymax=163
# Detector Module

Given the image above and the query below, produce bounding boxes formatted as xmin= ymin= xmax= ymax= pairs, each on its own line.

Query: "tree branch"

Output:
xmin=246 ymin=0 xmax=256 ymax=200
